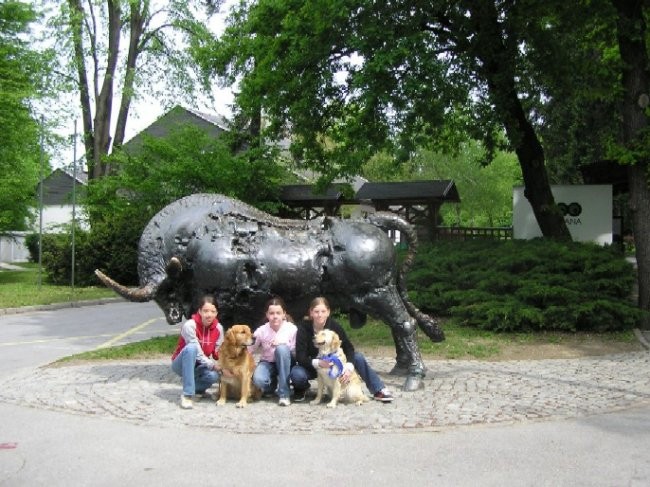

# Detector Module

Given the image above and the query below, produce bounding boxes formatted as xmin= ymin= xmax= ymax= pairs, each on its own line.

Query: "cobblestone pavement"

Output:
xmin=1 ymin=352 xmax=649 ymax=435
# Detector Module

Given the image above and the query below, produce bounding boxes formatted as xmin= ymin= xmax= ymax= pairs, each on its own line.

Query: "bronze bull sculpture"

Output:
xmin=95 ymin=193 xmax=444 ymax=390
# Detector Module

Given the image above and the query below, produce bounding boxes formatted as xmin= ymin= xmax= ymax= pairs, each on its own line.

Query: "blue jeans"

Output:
xmin=252 ymin=344 xmax=292 ymax=399
xmin=290 ymin=352 xmax=385 ymax=395
xmin=171 ymin=342 xmax=220 ymax=397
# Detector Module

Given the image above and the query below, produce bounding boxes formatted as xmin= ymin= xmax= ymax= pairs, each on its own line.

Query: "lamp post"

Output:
xmin=71 ymin=120 xmax=77 ymax=292
xmin=37 ymin=116 xmax=44 ymax=290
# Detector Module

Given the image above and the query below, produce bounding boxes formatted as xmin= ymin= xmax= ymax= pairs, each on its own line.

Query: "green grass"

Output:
xmin=55 ymin=335 xmax=179 ymax=364
xmin=335 ymin=314 xmax=639 ymax=360
xmin=0 ymin=263 xmax=116 ymax=308
xmin=53 ymin=315 xmax=640 ymax=363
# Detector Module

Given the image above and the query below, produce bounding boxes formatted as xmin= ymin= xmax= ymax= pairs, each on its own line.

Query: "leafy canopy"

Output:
xmin=0 ymin=1 xmax=51 ymax=230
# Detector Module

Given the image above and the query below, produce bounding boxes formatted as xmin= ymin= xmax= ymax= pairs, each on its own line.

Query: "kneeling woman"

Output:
xmin=171 ymin=295 xmax=224 ymax=409
xmin=290 ymin=297 xmax=393 ymax=403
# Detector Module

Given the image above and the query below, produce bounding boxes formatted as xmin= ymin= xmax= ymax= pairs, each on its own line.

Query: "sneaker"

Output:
xmin=293 ymin=389 xmax=308 ymax=402
xmin=194 ymin=390 xmax=207 ymax=400
xmin=373 ymin=388 xmax=394 ymax=403
xmin=180 ymin=395 xmax=193 ymax=409
xmin=278 ymin=397 xmax=291 ymax=407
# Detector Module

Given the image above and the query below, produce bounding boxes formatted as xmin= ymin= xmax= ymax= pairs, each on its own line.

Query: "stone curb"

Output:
xmin=0 ymin=297 xmax=124 ymax=316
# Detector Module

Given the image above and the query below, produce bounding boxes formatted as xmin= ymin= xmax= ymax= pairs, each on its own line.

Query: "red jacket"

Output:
xmin=171 ymin=312 xmax=221 ymax=361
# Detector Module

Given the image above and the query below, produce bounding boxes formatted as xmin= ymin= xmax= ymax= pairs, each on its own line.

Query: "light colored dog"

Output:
xmin=216 ymin=324 xmax=261 ymax=408
xmin=311 ymin=329 xmax=369 ymax=408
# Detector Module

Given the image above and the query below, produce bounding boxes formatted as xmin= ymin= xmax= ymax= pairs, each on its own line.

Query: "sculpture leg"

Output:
xmin=355 ymin=291 xmax=426 ymax=391
xmin=389 ymin=327 xmax=412 ymax=376
xmin=394 ymin=317 xmax=426 ymax=391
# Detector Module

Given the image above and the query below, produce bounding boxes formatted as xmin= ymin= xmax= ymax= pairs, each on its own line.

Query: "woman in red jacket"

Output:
xmin=171 ymin=295 xmax=224 ymax=409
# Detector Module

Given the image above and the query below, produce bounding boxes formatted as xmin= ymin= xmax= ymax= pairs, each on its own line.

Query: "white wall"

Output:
xmin=513 ymin=185 xmax=613 ymax=245
xmin=31 ymin=205 xmax=89 ymax=232
xmin=0 ymin=232 xmax=30 ymax=263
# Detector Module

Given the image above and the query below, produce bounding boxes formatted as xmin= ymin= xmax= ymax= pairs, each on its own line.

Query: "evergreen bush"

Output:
xmin=408 ymin=239 xmax=642 ymax=332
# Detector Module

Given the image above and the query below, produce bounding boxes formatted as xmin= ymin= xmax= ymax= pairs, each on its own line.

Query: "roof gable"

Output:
xmin=122 ymin=105 xmax=229 ymax=153
xmin=37 ymin=168 xmax=87 ymax=205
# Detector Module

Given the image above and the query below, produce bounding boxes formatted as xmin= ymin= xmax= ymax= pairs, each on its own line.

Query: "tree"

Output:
xmin=199 ymin=0 xmax=573 ymax=238
xmin=409 ymin=145 xmax=521 ymax=227
xmin=511 ymin=0 xmax=650 ymax=326
xmin=361 ymin=142 xmax=521 ymax=227
xmin=611 ymin=0 xmax=650 ymax=329
xmin=49 ymin=0 xmax=219 ymax=179
xmin=0 ymin=1 xmax=50 ymax=230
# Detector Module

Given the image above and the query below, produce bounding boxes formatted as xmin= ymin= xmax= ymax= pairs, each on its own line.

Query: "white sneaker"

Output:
xmin=180 ymin=395 xmax=193 ymax=409
xmin=278 ymin=397 xmax=290 ymax=407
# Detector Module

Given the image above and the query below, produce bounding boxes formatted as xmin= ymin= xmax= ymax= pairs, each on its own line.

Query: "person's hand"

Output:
xmin=318 ymin=359 xmax=331 ymax=369
xmin=339 ymin=369 xmax=351 ymax=384
xmin=221 ymin=368 xmax=234 ymax=378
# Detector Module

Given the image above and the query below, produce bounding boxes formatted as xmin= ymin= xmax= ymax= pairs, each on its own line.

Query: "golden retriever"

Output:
xmin=311 ymin=329 xmax=369 ymax=408
xmin=216 ymin=324 xmax=261 ymax=408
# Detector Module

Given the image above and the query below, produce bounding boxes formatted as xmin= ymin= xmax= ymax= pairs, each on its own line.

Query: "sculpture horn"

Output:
xmin=94 ymin=269 xmax=156 ymax=302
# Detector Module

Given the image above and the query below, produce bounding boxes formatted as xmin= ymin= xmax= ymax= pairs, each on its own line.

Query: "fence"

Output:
xmin=435 ymin=226 xmax=513 ymax=241
xmin=0 ymin=232 xmax=30 ymax=263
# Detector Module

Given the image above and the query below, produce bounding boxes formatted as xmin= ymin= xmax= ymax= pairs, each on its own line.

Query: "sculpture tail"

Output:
xmin=366 ymin=212 xmax=445 ymax=342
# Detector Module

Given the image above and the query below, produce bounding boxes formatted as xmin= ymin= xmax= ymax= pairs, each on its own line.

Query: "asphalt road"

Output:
xmin=0 ymin=300 xmax=172 ymax=378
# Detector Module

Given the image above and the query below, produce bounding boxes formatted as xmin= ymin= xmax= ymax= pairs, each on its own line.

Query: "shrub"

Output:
xmin=39 ymin=227 xmax=89 ymax=285
xmin=408 ymin=239 xmax=643 ymax=332
xmin=35 ymin=217 xmax=141 ymax=287
xmin=25 ymin=232 xmax=39 ymax=262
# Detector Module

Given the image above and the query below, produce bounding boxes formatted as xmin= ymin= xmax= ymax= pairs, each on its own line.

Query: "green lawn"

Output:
xmin=0 ymin=263 xmax=116 ymax=308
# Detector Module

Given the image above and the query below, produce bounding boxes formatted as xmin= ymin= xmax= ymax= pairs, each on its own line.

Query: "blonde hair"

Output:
xmin=308 ymin=296 xmax=330 ymax=312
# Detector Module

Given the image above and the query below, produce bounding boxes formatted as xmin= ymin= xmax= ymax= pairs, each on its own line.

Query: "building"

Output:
xmin=34 ymin=168 xmax=88 ymax=232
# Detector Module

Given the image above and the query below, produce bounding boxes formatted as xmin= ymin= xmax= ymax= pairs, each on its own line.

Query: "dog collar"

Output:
xmin=321 ymin=353 xmax=344 ymax=378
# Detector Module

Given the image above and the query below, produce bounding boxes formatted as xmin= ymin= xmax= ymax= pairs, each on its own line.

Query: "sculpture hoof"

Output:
xmin=402 ymin=375 xmax=424 ymax=391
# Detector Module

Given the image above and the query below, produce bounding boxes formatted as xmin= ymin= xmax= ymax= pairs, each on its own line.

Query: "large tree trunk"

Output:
xmin=91 ymin=0 xmax=122 ymax=180
xmin=613 ymin=0 xmax=650 ymax=328
xmin=112 ymin=1 xmax=147 ymax=154
xmin=467 ymin=1 xmax=571 ymax=239
xmin=68 ymin=0 xmax=94 ymax=173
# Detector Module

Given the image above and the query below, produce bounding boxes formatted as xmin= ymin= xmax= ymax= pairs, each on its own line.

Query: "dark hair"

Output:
xmin=265 ymin=296 xmax=293 ymax=323
xmin=196 ymin=295 xmax=218 ymax=310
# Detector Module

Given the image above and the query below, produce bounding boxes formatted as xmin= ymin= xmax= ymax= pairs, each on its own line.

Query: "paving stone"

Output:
xmin=1 ymin=352 xmax=649 ymax=434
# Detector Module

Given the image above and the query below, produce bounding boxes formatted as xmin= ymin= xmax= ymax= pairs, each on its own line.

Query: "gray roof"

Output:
xmin=123 ymin=106 xmax=229 ymax=153
xmin=280 ymin=183 xmax=354 ymax=202
xmin=38 ymin=168 xmax=87 ymax=205
xmin=279 ymin=180 xmax=460 ymax=206
xmin=355 ymin=180 xmax=460 ymax=203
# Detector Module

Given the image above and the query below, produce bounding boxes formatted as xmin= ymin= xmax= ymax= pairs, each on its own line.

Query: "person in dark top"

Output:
xmin=290 ymin=296 xmax=394 ymax=402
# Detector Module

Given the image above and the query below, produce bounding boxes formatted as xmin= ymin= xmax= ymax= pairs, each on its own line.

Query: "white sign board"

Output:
xmin=513 ymin=185 xmax=612 ymax=245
